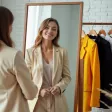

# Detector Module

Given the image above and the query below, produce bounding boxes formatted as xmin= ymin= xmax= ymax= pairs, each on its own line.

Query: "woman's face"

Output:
xmin=42 ymin=21 xmax=58 ymax=41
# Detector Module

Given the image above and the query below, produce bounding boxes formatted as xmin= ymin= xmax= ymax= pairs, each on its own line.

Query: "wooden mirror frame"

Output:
xmin=23 ymin=2 xmax=83 ymax=112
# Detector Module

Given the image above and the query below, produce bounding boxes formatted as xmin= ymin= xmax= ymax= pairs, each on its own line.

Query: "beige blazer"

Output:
xmin=25 ymin=45 xmax=71 ymax=112
xmin=0 ymin=41 xmax=38 ymax=112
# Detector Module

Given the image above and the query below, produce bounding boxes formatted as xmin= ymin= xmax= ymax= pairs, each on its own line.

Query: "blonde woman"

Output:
xmin=25 ymin=18 xmax=71 ymax=112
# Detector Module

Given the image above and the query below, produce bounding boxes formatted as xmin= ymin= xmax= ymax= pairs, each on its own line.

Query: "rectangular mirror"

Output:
xmin=23 ymin=2 xmax=83 ymax=112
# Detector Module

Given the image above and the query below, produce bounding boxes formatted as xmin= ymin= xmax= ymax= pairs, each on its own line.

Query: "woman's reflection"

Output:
xmin=25 ymin=18 xmax=71 ymax=112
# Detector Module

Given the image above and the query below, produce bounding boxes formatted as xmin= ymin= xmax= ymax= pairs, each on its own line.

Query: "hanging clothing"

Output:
xmin=109 ymin=34 xmax=112 ymax=38
xmin=88 ymin=34 xmax=112 ymax=109
xmin=100 ymin=34 xmax=112 ymax=51
xmin=80 ymin=35 xmax=100 ymax=112
xmin=107 ymin=35 xmax=112 ymax=51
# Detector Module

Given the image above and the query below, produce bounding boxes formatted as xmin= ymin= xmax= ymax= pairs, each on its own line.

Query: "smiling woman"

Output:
xmin=34 ymin=18 xmax=60 ymax=48
xmin=25 ymin=17 xmax=71 ymax=112
xmin=23 ymin=2 xmax=83 ymax=112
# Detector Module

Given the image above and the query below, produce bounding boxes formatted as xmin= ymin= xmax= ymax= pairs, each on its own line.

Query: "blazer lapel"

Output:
xmin=34 ymin=45 xmax=59 ymax=84
xmin=80 ymin=35 xmax=88 ymax=59
xmin=34 ymin=45 xmax=43 ymax=77
xmin=52 ymin=46 xmax=59 ymax=83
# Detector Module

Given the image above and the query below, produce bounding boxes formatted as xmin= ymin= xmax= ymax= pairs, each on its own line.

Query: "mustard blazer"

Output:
xmin=25 ymin=45 xmax=71 ymax=112
xmin=80 ymin=35 xmax=100 ymax=112
xmin=0 ymin=41 xmax=37 ymax=112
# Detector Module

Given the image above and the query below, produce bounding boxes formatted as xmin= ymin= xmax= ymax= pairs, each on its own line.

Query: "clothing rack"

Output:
xmin=83 ymin=22 xmax=112 ymax=25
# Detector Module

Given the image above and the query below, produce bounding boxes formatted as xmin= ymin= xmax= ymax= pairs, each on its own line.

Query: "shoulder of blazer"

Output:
xmin=0 ymin=41 xmax=18 ymax=54
xmin=1 ymin=42 xmax=18 ymax=56
xmin=26 ymin=46 xmax=41 ymax=56
xmin=26 ymin=47 xmax=34 ymax=54
xmin=0 ymin=43 xmax=19 ymax=64
xmin=26 ymin=46 xmax=36 ymax=58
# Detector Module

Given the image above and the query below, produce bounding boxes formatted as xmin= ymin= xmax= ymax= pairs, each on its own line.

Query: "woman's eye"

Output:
xmin=52 ymin=29 xmax=56 ymax=31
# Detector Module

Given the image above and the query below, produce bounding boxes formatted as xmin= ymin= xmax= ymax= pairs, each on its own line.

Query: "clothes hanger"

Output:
xmin=88 ymin=25 xmax=97 ymax=36
xmin=98 ymin=28 xmax=106 ymax=37
xmin=81 ymin=30 xmax=86 ymax=37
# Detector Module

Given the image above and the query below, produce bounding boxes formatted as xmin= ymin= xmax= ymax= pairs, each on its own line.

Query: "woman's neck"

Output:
xmin=41 ymin=40 xmax=53 ymax=52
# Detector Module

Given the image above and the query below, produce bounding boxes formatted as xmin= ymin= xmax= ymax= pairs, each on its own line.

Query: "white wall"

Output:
xmin=82 ymin=0 xmax=112 ymax=34
xmin=1 ymin=0 xmax=112 ymax=50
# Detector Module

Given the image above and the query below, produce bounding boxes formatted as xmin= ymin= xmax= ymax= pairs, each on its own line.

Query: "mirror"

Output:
xmin=23 ymin=2 xmax=83 ymax=112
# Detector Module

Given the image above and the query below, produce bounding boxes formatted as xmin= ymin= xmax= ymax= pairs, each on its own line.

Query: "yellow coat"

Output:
xmin=80 ymin=35 xmax=100 ymax=112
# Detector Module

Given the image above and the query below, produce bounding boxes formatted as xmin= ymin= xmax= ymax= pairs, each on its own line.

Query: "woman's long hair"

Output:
xmin=34 ymin=18 xmax=60 ymax=48
xmin=0 ymin=6 xmax=14 ymax=47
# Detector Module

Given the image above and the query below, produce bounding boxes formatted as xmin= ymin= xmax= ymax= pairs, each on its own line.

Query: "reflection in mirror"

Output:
xmin=23 ymin=2 xmax=83 ymax=112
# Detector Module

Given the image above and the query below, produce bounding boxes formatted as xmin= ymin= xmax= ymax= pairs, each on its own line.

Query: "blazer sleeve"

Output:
xmin=25 ymin=49 xmax=33 ymax=77
xmin=55 ymin=49 xmax=71 ymax=93
xmin=90 ymin=44 xmax=100 ymax=107
xmin=13 ymin=51 xmax=38 ymax=100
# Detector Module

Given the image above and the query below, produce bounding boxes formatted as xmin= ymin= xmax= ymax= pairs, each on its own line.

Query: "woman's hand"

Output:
xmin=50 ymin=86 xmax=61 ymax=95
xmin=40 ymin=88 xmax=50 ymax=97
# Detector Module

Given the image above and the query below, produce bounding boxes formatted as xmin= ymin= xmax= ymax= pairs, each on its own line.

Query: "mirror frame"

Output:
xmin=23 ymin=2 xmax=83 ymax=112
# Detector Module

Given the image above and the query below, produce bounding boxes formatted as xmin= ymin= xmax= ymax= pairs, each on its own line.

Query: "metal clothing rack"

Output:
xmin=83 ymin=22 xmax=112 ymax=25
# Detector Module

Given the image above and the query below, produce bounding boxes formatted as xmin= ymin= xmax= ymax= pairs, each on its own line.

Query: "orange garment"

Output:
xmin=80 ymin=35 xmax=100 ymax=112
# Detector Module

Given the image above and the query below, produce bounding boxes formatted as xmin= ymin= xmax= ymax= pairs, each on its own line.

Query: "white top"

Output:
xmin=41 ymin=58 xmax=53 ymax=89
